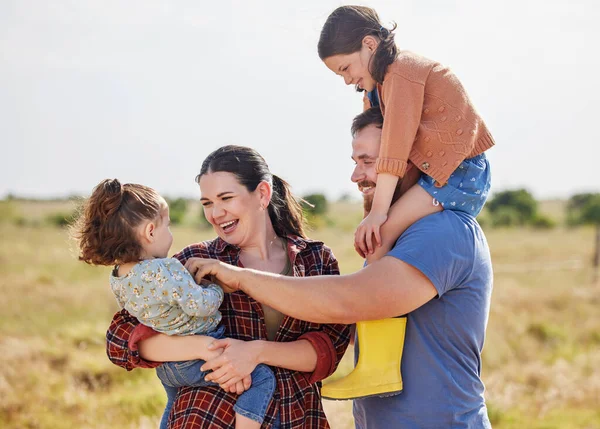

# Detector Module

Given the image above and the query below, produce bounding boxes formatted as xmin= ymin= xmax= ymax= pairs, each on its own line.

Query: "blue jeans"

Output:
xmin=419 ymin=153 xmax=491 ymax=217
xmin=271 ymin=410 xmax=281 ymax=429
xmin=156 ymin=325 xmax=276 ymax=429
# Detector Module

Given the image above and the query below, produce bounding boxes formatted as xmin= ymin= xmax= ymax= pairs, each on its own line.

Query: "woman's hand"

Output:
xmin=200 ymin=338 xmax=263 ymax=391
xmin=184 ymin=258 xmax=245 ymax=293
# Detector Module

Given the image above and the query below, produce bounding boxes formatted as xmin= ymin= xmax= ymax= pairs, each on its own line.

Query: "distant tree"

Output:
xmin=303 ymin=193 xmax=328 ymax=216
xmin=198 ymin=209 xmax=212 ymax=229
xmin=166 ymin=198 xmax=188 ymax=225
xmin=568 ymin=193 xmax=600 ymax=282
xmin=487 ymin=189 xmax=538 ymax=226
xmin=566 ymin=192 xmax=596 ymax=225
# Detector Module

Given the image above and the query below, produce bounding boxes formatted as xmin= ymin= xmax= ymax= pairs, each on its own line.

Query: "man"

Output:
xmin=190 ymin=107 xmax=494 ymax=428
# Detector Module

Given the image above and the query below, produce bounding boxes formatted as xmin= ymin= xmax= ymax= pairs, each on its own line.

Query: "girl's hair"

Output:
xmin=318 ymin=5 xmax=398 ymax=83
xmin=196 ymin=145 xmax=307 ymax=239
xmin=71 ymin=179 xmax=166 ymax=266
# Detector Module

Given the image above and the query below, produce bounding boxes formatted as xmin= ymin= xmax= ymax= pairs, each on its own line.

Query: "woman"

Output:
xmin=106 ymin=145 xmax=351 ymax=429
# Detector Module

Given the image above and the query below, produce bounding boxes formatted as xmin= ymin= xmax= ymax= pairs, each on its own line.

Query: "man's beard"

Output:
xmin=358 ymin=180 xmax=376 ymax=215
xmin=363 ymin=193 xmax=374 ymax=214
xmin=361 ymin=179 xmax=405 ymax=216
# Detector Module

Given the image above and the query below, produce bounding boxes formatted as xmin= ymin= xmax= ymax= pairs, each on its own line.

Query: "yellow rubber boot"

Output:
xmin=321 ymin=318 xmax=406 ymax=400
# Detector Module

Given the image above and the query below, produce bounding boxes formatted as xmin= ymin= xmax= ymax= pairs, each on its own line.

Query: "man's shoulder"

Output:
xmin=389 ymin=211 xmax=490 ymax=297
xmin=392 ymin=210 xmax=485 ymax=257
xmin=413 ymin=209 xmax=479 ymax=232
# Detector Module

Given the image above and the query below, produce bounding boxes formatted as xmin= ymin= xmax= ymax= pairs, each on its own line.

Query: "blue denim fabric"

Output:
xmin=419 ymin=153 xmax=491 ymax=216
xmin=156 ymin=325 xmax=276 ymax=428
xmin=270 ymin=410 xmax=281 ymax=429
xmin=367 ymin=89 xmax=380 ymax=108
xmin=233 ymin=364 xmax=276 ymax=423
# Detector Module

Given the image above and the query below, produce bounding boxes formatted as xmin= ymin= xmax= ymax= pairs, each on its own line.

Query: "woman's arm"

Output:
xmin=201 ymin=337 xmax=317 ymax=389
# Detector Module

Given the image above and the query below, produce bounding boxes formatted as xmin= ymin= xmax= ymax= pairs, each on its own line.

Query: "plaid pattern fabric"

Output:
xmin=106 ymin=235 xmax=351 ymax=428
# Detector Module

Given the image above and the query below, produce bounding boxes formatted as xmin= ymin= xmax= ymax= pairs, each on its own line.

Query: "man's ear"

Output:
xmin=257 ymin=181 xmax=273 ymax=209
xmin=362 ymin=35 xmax=379 ymax=52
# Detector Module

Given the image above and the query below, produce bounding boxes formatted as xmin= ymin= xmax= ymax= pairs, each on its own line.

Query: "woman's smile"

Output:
xmin=219 ymin=219 xmax=239 ymax=234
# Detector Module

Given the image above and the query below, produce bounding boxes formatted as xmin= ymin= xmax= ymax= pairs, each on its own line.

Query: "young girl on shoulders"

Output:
xmin=319 ymin=5 xmax=494 ymax=260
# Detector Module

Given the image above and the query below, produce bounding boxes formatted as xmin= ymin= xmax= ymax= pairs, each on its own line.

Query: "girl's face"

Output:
xmin=154 ymin=206 xmax=173 ymax=258
xmin=323 ymin=39 xmax=377 ymax=92
xmin=143 ymin=203 xmax=173 ymax=259
xmin=199 ymin=171 xmax=269 ymax=248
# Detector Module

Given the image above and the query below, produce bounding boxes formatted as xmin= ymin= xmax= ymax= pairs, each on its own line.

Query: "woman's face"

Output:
xmin=199 ymin=171 xmax=267 ymax=248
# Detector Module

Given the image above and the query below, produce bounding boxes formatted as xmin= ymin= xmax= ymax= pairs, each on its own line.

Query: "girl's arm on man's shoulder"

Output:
xmin=365 ymin=183 xmax=441 ymax=264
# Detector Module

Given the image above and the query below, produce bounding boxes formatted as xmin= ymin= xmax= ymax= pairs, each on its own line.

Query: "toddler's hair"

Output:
xmin=71 ymin=179 xmax=166 ymax=266
xmin=318 ymin=5 xmax=398 ymax=84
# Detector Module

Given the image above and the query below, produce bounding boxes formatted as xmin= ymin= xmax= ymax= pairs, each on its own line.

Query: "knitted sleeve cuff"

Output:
xmin=375 ymin=157 xmax=408 ymax=177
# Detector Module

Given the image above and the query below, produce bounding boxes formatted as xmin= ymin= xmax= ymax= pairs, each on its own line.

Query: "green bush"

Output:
xmin=491 ymin=206 xmax=522 ymax=227
xmin=46 ymin=211 xmax=78 ymax=227
xmin=302 ymin=193 xmax=328 ymax=216
xmin=531 ymin=214 xmax=557 ymax=229
xmin=487 ymin=189 xmax=538 ymax=226
xmin=165 ymin=198 xmax=188 ymax=225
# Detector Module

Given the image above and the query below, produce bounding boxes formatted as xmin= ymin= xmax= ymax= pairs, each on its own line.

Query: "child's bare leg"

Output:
xmin=366 ymin=183 xmax=442 ymax=265
xmin=235 ymin=414 xmax=261 ymax=429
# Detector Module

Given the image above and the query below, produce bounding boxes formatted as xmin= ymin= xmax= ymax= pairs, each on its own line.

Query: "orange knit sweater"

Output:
xmin=363 ymin=51 xmax=495 ymax=185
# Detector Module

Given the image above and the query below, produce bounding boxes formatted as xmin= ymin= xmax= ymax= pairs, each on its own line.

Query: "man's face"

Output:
xmin=351 ymin=124 xmax=381 ymax=213
xmin=351 ymin=123 xmax=421 ymax=213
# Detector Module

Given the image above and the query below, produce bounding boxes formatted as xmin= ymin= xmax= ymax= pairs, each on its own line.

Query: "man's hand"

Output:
xmin=184 ymin=258 xmax=245 ymax=293
xmin=354 ymin=211 xmax=387 ymax=256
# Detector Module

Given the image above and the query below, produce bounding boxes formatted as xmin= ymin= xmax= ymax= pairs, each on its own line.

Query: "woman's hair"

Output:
xmin=196 ymin=145 xmax=307 ymax=239
xmin=71 ymin=179 xmax=166 ymax=266
xmin=318 ymin=5 xmax=398 ymax=83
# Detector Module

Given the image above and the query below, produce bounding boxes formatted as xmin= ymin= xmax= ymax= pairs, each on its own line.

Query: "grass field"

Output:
xmin=0 ymin=199 xmax=599 ymax=428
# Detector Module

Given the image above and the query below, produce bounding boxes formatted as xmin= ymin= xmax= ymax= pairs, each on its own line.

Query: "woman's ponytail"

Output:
xmin=268 ymin=174 xmax=307 ymax=239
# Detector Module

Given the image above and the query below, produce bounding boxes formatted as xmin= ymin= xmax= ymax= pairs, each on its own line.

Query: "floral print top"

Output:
xmin=109 ymin=258 xmax=224 ymax=335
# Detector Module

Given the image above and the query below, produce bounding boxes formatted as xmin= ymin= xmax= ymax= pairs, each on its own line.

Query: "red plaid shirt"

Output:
xmin=106 ymin=235 xmax=351 ymax=428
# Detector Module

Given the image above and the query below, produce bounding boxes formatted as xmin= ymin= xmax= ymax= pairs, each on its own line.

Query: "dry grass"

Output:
xmin=1 ymin=200 xmax=599 ymax=428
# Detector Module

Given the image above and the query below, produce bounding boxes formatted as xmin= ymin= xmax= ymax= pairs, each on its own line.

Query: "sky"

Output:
xmin=1 ymin=0 xmax=599 ymax=201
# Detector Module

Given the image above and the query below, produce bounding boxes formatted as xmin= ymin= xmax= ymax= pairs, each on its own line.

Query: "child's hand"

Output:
xmin=355 ymin=212 xmax=387 ymax=256
xmin=226 ymin=375 xmax=252 ymax=395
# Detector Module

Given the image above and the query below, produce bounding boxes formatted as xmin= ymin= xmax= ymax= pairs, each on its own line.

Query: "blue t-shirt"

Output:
xmin=353 ymin=211 xmax=493 ymax=429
